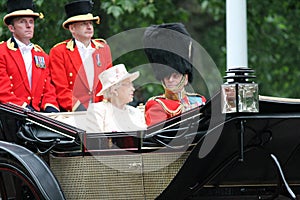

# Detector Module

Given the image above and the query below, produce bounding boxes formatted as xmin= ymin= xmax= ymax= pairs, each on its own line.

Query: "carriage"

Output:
xmin=1 ymin=69 xmax=300 ymax=200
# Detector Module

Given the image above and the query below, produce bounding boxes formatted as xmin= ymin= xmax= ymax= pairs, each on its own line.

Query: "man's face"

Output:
xmin=163 ymin=72 xmax=188 ymax=93
xmin=69 ymin=21 xmax=94 ymax=41
xmin=8 ymin=17 xmax=35 ymax=42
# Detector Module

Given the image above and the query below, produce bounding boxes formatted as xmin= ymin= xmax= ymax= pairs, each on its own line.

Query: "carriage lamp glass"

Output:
xmin=221 ymin=67 xmax=259 ymax=114
xmin=221 ymin=83 xmax=259 ymax=113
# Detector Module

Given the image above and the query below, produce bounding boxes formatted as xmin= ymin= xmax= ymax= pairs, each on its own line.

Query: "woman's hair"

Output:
xmin=102 ymin=82 xmax=122 ymax=100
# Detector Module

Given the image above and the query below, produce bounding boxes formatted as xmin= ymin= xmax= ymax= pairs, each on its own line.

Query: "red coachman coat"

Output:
xmin=0 ymin=37 xmax=59 ymax=111
xmin=49 ymin=38 xmax=112 ymax=112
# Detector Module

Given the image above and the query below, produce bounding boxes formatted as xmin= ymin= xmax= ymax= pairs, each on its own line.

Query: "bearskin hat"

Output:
xmin=143 ymin=22 xmax=194 ymax=83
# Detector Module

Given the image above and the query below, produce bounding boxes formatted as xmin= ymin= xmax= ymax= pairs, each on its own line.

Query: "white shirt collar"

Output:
xmin=14 ymin=38 xmax=33 ymax=49
xmin=75 ymin=39 xmax=93 ymax=50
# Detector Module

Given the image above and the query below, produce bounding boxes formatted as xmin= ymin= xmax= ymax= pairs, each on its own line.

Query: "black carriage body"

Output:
xmin=1 ymin=93 xmax=300 ymax=199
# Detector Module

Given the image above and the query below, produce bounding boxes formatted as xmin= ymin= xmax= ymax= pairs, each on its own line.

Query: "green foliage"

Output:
xmin=247 ymin=0 xmax=300 ymax=97
xmin=0 ymin=0 xmax=299 ymax=99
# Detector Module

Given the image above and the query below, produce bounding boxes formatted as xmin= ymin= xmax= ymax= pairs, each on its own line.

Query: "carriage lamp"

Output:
xmin=221 ymin=67 xmax=259 ymax=113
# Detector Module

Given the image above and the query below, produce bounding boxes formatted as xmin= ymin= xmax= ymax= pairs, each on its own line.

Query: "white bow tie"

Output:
xmin=20 ymin=44 xmax=33 ymax=52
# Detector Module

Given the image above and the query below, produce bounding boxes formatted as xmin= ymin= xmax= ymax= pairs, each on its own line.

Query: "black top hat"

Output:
xmin=143 ymin=23 xmax=194 ymax=83
xmin=62 ymin=0 xmax=100 ymax=29
xmin=3 ymin=0 xmax=42 ymax=26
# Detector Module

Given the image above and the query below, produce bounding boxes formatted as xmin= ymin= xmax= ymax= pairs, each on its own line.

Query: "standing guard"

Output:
xmin=49 ymin=0 xmax=112 ymax=112
xmin=0 ymin=0 xmax=59 ymax=112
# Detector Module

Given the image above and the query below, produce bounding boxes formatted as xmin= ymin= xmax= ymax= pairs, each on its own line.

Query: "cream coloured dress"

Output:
xmin=85 ymin=101 xmax=146 ymax=133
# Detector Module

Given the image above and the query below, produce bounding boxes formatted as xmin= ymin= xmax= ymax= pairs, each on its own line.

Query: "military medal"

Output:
xmin=95 ymin=54 xmax=101 ymax=67
xmin=34 ymin=56 xmax=46 ymax=68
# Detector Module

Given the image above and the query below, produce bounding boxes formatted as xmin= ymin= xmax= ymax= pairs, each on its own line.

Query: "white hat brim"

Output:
xmin=3 ymin=9 xmax=41 ymax=26
xmin=62 ymin=14 xmax=100 ymax=29
xmin=96 ymin=71 xmax=140 ymax=96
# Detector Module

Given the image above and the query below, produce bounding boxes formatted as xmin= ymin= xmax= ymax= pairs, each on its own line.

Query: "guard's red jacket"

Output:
xmin=49 ymin=38 xmax=112 ymax=112
xmin=0 ymin=38 xmax=59 ymax=111
xmin=145 ymin=94 xmax=206 ymax=126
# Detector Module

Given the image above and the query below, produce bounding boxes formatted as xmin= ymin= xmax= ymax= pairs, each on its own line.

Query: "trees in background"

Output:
xmin=0 ymin=0 xmax=299 ymax=98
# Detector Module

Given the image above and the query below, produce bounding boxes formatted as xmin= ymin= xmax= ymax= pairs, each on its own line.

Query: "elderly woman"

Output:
xmin=85 ymin=64 xmax=146 ymax=133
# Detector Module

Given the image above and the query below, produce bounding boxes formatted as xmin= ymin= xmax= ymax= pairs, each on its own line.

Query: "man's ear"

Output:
xmin=184 ymin=74 xmax=189 ymax=86
xmin=8 ymin=25 xmax=15 ymax=33
xmin=68 ymin=24 xmax=75 ymax=34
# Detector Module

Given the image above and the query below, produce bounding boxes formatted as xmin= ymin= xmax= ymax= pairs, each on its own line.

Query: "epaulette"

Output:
xmin=52 ymin=41 xmax=67 ymax=48
xmin=92 ymin=39 xmax=106 ymax=49
xmin=0 ymin=41 xmax=4 ymax=45
xmin=33 ymin=44 xmax=44 ymax=52
xmin=93 ymin=38 xmax=107 ymax=44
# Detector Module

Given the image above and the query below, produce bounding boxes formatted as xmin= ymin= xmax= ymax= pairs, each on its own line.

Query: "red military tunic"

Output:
xmin=145 ymin=93 xmax=206 ymax=126
xmin=49 ymin=38 xmax=112 ymax=112
xmin=0 ymin=38 xmax=59 ymax=111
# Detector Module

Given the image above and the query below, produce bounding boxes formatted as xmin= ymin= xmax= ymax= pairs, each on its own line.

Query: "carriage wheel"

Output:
xmin=0 ymin=157 xmax=43 ymax=200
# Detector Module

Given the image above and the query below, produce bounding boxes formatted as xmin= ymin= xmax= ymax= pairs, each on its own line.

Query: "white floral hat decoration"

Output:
xmin=96 ymin=64 xmax=140 ymax=96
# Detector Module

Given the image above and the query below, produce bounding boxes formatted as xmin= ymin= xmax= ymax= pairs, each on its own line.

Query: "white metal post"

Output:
xmin=226 ymin=0 xmax=248 ymax=70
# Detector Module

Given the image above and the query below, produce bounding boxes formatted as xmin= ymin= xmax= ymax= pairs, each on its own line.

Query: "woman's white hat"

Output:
xmin=96 ymin=64 xmax=140 ymax=96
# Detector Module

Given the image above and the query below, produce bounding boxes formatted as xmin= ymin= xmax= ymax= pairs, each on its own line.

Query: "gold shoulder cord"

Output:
xmin=52 ymin=41 xmax=67 ymax=48
xmin=154 ymin=98 xmax=182 ymax=116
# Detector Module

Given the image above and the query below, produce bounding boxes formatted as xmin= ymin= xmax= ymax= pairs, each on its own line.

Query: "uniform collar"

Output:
xmin=66 ymin=38 xmax=75 ymax=51
xmin=7 ymin=37 xmax=41 ymax=52
xmin=164 ymin=88 xmax=187 ymax=101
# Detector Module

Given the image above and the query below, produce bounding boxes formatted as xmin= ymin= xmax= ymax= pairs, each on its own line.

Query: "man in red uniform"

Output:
xmin=0 ymin=0 xmax=59 ymax=112
xmin=49 ymin=0 xmax=112 ymax=112
xmin=143 ymin=23 xmax=206 ymax=126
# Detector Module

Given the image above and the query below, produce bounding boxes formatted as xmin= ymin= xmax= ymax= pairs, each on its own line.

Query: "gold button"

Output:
xmin=9 ymin=76 xmax=13 ymax=80
xmin=11 ymin=91 xmax=14 ymax=94
xmin=27 ymin=96 xmax=31 ymax=100
xmin=69 ymin=72 xmax=73 ymax=77
xmin=70 ymin=81 xmax=73 ymax=85
xmin=10 ymin=84 xmax=13 ymax=87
